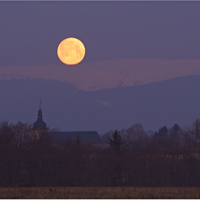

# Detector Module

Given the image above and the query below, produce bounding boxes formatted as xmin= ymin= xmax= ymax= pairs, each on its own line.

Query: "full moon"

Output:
xmin=57 ymin=37 xmax=85 ymax=65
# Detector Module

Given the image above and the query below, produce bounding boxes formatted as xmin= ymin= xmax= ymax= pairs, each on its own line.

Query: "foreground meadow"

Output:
xmin=0 ymin=187 xmax=200 ymax=199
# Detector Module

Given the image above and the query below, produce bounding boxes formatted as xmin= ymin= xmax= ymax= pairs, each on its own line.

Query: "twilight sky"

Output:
xmin=0 ymin=1 xmax=200 ymax=133
xmin=0 ymin=2 xmax=200 ymax=64
xmin=0 ymin=2 xmax=200 ymax=90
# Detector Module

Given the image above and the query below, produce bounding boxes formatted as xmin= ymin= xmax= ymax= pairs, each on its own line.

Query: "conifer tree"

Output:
xmin=108 ymin=129 xmax=123 ymax=154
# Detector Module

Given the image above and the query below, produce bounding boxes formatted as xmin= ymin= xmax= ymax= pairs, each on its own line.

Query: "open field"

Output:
xmin=0 ymin=187 xmax=200 ymax=199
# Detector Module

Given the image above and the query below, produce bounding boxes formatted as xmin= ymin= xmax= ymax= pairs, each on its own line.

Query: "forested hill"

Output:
xmin=0 ymin=74 xmax=200 ymax=134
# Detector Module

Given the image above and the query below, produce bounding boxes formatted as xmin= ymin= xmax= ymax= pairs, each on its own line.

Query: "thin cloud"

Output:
xmin=0 ymin=59 xmax=200 ymax=91
xmin=98 ymin=100 xmax=111 ymax=108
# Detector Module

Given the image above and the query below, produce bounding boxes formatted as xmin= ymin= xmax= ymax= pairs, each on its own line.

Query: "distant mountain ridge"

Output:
xmin=0 ymin=75 xmax=200 ymax=134
xmin=1 ymin=59 xmax=200 ymax=91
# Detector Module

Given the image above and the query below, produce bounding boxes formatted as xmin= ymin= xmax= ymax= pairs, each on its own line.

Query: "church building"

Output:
xmin=31 ymin=107 xmax=102 ymax=144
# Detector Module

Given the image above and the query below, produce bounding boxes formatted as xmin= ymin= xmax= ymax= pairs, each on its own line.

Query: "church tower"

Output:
xmin=31 ymin=102 xmax=48 ymax=140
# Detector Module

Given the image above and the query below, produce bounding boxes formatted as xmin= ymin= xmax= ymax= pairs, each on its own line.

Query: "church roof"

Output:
xmin=44 ymin=131 xmax=102 ymax=144
xmin=32 ymin=105 xmax=101 ymax=144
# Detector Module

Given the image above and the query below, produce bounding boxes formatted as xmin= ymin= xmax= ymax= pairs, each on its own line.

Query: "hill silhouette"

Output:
xmin=0 ymin=75 xmax=199 ymax=134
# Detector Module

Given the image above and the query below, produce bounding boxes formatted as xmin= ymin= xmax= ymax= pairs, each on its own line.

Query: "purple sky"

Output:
xmin=0 ymin=2 xmax=200 ymax=133
xmin=0 ymin=2 xmax=200 ymax=66
xmin=0 ymin=2 xmax=200 ymax=89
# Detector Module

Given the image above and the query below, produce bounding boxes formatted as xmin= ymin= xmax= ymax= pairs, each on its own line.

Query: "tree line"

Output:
xmin=0 ymin=120 xmax=200 ymax=187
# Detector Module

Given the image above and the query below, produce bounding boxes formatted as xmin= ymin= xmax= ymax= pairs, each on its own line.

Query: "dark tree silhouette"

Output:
xmin=108 ymin=129 xmax=123 ymax=155
xmin=154 ymin=126 xmax=169 ymax=139
xmin=0 ymin=120 xmax=200 ymax=187
xmin=193 ymin=119 xmax=200 ymax=143
xmin=169 ymin=123 xmax=182 ymax=140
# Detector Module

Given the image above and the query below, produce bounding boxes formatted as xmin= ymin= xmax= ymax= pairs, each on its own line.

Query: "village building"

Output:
xmin=31 ymin=107 xmax=102 ymax=144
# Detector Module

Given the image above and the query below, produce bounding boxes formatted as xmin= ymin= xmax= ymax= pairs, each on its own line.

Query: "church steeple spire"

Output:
xmin=37 ymin=108 xmax=43 ymax=121
xmin=33 ymin=99 xmax=47 ymax=130
xmin=38 ymin=98 xmax=43 ymax=120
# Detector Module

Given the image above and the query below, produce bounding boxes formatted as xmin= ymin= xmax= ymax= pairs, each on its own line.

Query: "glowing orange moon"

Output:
xmin=57 ymin=37 xmax=85 ymax=65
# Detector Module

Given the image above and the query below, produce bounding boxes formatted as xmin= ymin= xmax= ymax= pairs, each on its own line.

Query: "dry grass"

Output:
xmin=0 ymin=187 xmax=200 ymax=199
